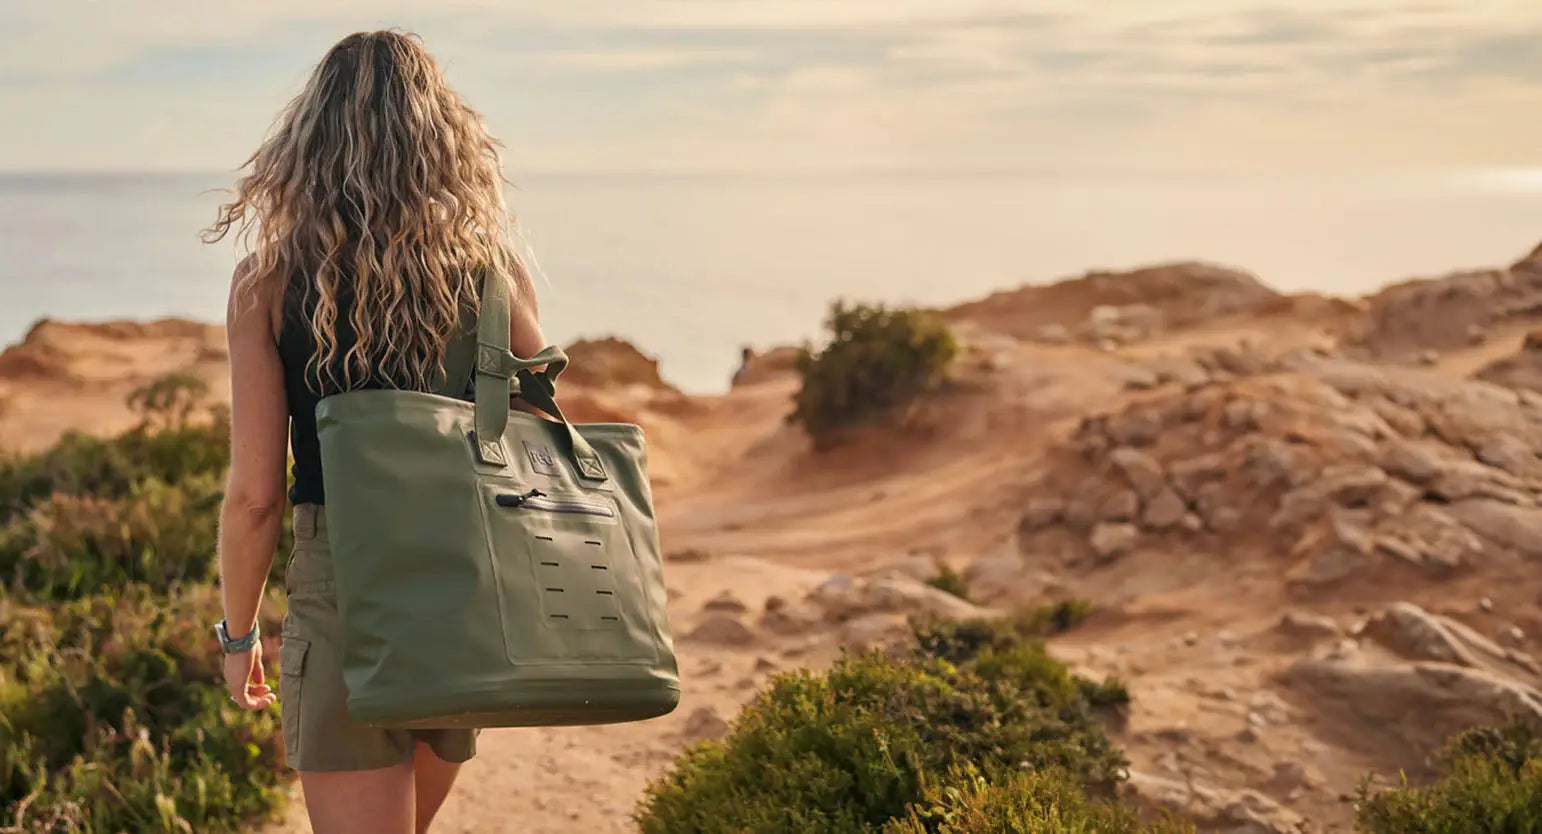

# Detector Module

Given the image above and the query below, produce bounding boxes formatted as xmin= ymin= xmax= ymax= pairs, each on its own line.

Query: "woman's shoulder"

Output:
xmin=228 ymin=254 xmax=290 ymax=341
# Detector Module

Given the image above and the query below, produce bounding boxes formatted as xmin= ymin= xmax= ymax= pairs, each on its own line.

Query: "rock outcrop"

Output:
xmin=1475 ymin=330 xmax=1542 ymax=393
xmin=1285 ymin=601 xmax=1542 ymax=765
xmin=1017 ymin=349 xmax=1542 ymax=592
xmin=559 ymin=337 xmax=675 ymax=392
xmin=943 ymin=262 xmax=1280 ymax=345
xmin=1347 ymin=240 xmax=1542 ymax=360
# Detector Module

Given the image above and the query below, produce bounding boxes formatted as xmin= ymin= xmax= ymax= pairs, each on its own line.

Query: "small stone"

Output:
xmin=1247 ymin=711 xmax=1267 ymax=728
xmin=1090 ymin=522 xmax=1139 ymax=562
xmin=1099 ymin=489 xmax=1140 ymax=522
xmin=1276 ymin=610 xmax=1344 ymax=642
xmin=1327 ymin=638 xmax=1358 ymax=659
xmin=1022 ymin=496 xmax=1065 ymax=530
xmin=1033 ymin=323 xmax=1071 ymax=344
xmin=1217 ymin=630 xmax=1239 ymax=647
xmin=1183 ymin=631 xmax=1200 ymax=646
xmin=1480 ymin=597 xmax=1495 ymax=613
xmin=703 ymin=591 xmax=749 ymax=614
xmin=685 ymin=615 xmax=756 ymax=646
xmin=1476 ymin=435 xmax=1533 ymax=475
xmin=1142 ymin=488 xmax=1188 ymax=530
xmin=1107 ymin=407 xmax=1163 ymax=446
xmin=1504 ymin=626 xmax=1526 ymax=645
xmin=753 ymin=656 xmax=778 ymax=673
xmin=1181 ymin=512 xmax=1204 ymax=532
xmin=681 ymin=706 xmax=731 ymax=740
xmin=1418 ymin=349 xmax=1440 ymax=366
xmin=1110 ymin=447 xmax=1169 ymax=499
xmin=1122 ymin=367 xmax=1162 ymax=390
xmin=780 ymin=641 xmax=811 ymax=659
xmin=1380 ymin=441 xmax=1443 ymax=485
xmin=764 ymin=595 xmax=787 ymax=613
xmin=1268 ymin=761 xmax=1309 ymax=794
xmin=1216 ymin=687 xmax=1238 ymax=702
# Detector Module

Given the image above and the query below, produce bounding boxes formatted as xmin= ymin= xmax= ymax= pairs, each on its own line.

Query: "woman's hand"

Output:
xmin=224 ymin=643 xmax=276 ymax=710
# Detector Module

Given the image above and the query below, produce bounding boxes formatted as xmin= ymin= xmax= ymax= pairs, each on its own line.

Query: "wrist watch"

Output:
xmin=215 ymin=619 xmax=260 ymax=654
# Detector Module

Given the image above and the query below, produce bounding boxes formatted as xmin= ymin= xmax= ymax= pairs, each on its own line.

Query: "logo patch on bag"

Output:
xmin=525 ymin=441 xmax=559 ymax=475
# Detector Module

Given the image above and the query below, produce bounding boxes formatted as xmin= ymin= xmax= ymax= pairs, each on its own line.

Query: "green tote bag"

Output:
xmin=314 ymin=272 xmax=680 ymax=729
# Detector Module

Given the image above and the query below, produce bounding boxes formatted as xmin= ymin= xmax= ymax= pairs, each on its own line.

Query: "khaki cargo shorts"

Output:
xmin=280 ymin=503 xmax=478 ymax=772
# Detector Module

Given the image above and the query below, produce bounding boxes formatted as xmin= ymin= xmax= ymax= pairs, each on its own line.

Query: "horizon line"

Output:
xmin=2 ymin=162 xmax=1533 ymax=181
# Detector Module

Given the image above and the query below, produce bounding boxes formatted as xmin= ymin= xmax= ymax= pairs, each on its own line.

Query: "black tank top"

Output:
xmin=277 ymin=274 xmax=476 ymax=505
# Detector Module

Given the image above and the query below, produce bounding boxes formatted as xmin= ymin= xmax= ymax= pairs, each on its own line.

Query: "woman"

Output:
xmin=202 ymin=30 xmax=545 ymax=833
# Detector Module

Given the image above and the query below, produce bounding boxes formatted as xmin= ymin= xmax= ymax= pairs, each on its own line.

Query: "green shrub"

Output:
xmin=0 ymin=474 xmax=226 ymax=601
xmin=0 ymin=422 xmax=229 ymax=525
xmin=636 ymin=614 xmax=1130 ymax=833
xmin=908 ymin=600 xmax=1093 ymax=667
xmin=791 ymin=301 xmax=959 ymax=449
xmin=0 ymin=420 xmax=291 ymax=602
xmin=1356 ymin=721 xmax=1542 ymax=833
xmin=923 ymin=561 xmax=970 ymax=602
xmin=127 ymin=372 xmax=211 ymax=431
xmin=0 ymin=586 xmax=288 ymax=832
xmin=883 ymin=769 xmax=1193 ymax=834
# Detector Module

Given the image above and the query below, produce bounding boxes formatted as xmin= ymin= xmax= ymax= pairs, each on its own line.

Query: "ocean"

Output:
xmin=2 ymin=169 xmax=1541 ymax=394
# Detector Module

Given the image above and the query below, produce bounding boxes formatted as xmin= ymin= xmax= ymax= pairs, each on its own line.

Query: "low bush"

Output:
xmin=883 ymin=769 xmax=1192 ymax=834
xmin=0 ymin=422 xmax=229 ymax=525
xmin=922 ymin=561 xmax=970 ymax=602
xmin=0 ymin=474 xmax=225 ymax=601
xmin=0 ymin=586 xmax=287 ymax=832
xmin=907 ymin=600 xmax=1092 ymax=667
xmin=1356 ymin=721 xmax=1542 ymax=833
xmin=635 ymin=608 xmax=1132 ymax=833
xmin=791 ymin=301 xmax=959 ymax=449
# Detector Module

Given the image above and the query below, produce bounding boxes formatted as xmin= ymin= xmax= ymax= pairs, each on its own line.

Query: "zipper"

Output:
xmin=494 ymin=488 xmax=614 ymax=518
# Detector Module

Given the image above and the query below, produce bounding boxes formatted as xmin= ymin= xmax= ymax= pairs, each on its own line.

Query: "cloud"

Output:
xmin=2 ymin=1 xmax=1542 ymax=172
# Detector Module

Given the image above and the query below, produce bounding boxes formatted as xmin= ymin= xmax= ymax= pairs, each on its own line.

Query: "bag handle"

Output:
xmin=470 ymin=270 xmax=607 ymax=481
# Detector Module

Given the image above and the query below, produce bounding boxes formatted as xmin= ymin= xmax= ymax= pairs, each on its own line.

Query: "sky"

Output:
xmin=2 ymin=0 xmax=1541 ymax=175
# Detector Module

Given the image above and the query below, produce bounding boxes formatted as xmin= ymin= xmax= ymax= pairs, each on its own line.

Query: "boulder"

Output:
xmin=1286 ymin=657 xmax=1542 ymax=761
xmin=1446 ymin=499 xmax=1542 ymax=558
xmin=1124 ymin=771 xmax=1306 ymax=834
xmin=807 ymin=574 xmax=989 ymax=623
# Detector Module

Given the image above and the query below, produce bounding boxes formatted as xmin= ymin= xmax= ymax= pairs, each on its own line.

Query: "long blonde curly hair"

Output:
xmin=203 ymin=29 xmax=531 ymax=391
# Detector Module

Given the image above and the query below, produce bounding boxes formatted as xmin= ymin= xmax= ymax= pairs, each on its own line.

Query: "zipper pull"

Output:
xmin=495 ymin=488 xmax=547 ymax=508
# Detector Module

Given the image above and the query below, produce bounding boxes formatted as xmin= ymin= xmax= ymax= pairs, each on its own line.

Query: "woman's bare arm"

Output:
xmin=218 ymin=258 xmax=289 ymax=708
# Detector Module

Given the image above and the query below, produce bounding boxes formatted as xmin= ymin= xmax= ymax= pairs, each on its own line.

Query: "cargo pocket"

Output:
xmin=279 ymin=638 xmax=309 ymax=763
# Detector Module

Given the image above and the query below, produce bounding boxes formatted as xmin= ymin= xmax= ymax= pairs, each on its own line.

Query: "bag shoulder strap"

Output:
xmin=467 ymin=268 xmax=607 ymax=482
xmin=432 ymin=296 xmax=479 ymax=400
